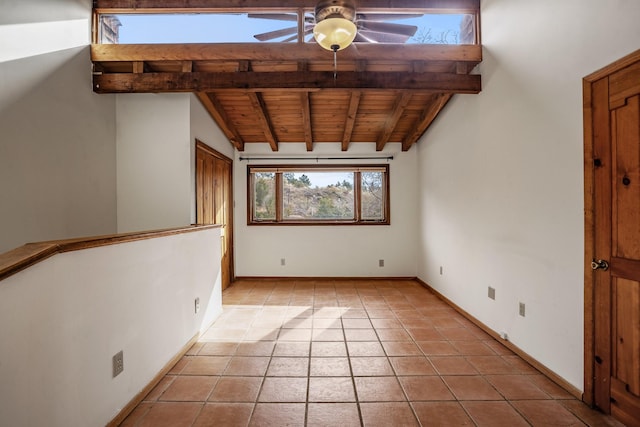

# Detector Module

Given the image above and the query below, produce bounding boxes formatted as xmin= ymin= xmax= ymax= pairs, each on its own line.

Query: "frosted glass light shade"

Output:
xmin=313 ymin=17 xmax=357 ymax=51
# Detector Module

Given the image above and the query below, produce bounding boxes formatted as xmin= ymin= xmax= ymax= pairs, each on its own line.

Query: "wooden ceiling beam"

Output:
xmin=93 ymin=71 xmax=481 ymax=93
xmin=342 ymin=91 xmax=361 ymax=151
xmin=301 ymin=92 xmax=313 ymax=151
xmin=91 ymin=43 xmax=482 ymax=64
xmin=401 ymin=93 xmax=452 ymax=151
xmin=376 ymin=92 xmax=413 ymax=151
xmin=247 ymin=92 xmax=279 ymax=151
xmin=95 ymin=0 xmax=479 ymax=12
xmin=195 ymin=92 xmax=245 ymax=151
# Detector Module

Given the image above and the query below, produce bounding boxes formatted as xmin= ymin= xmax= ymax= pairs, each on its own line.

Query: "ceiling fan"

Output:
xmin=250 ymin=0 xmax=421 ymax=51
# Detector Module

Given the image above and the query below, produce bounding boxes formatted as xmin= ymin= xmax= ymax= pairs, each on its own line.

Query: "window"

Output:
xmin=248 ymin=165 xmax=389 ymax=225
xmin=97 ymin=11 xmax=476 ymax=45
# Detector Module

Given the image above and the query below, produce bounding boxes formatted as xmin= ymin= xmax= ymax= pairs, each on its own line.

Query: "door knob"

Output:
xmin=591 ymin=259 xmax=609 ymax=271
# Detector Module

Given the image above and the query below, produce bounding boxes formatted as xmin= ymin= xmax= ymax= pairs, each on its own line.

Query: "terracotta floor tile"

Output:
xmin=355 ymin=376 xmax=406 ymax=401
xmin=560 ymin=399 xmax=627 ymax=427
xmin=282 ymin=317 xmax=313 ymax=328
xmin=466 ymin=356 xmax=520 ymax=374
xmin=390 ymin=356 xmax=436 ymax=376
xmin=199 ymin=342 xmax=239 ymax=356
xmin=360 ymin=402 xmax=419 ymax=427
xmin=450 ymin=341 xmax=497 ymax=356
xmin=235 ymin=341 xmax=276 ymax=356
xmin=242 ymin=328 xmax=279 ymax=341
xmin=399 ymin=376 xmax=455 ymax=401
xmin=278 ymin=328 xmax=312 ymax=341
xmin=382 ymin=341 xmax=423 ymax=356
xmin=527 ymin=374 xmax=576 ymax=399
xmin=224 ymin=356 xmax=270 ymax=376
xmin=307 ymin=403 xmax=361 ymax=427
xmin=429 ymin=356 xmax=478 ymax=375
xmin=366 ymin=308 xmax=396 ymax=318
xmin=351 ymin=357 xmax=394 ymax=376
xmin=313 ymin=318 xmax=342 ymax=329
xmin=308 ymin=377 xmax=356 ymax=402
xmin=399 ymin=318 xmax=433 ymax=329
xmin=135 ymin=402 xmax=203 ymax=427
xmin=406 ymin=327 xmax=444 ymax=341
xmin=186 ymin=342 xmax=204 ymax=356
xmin=375 ymin=328 xmax=413 ymax=342
xmin=341 ymin=308 xmax=369 ymax=318
xmin=462 ymin=401 xmax=529 ymax=426
xmin=168 ymin=356 xmax=191 ymax=375
xmin=512 ymin=400 xmax=586 ymax=426
xmin=208 ymin=376 xmax=263 ymax=402
xmin=412 ymin=401 xmax=474 ymax=426
xmin=342 ymin=318 xmax=373 ymax=329
xmin=443 ymin=376 xmax=503 ymax=400
xmin=182 ymin=356 xmax=230 ymax=375
xmin=347 ymin=341 xmax=385 ymax=357
xmin=311 ymin=341 xmax=348 ymax=357
xmin=436 ymin=327 xmax=479 ymax=341
xmin=415 ymin=341 xmax=460 ymax=356
xmin=312 ymin=328 xmax=345 ymax=341
xmin=201 ymin=328 xmax=247 ymax=341
xmin=344 ymin=328 xmax=378 ymax=341
xmin=249 ymin=403 xmax=306 ymax=427
xmin=193 ymin=402 xmax=253 ymax=427
xmin=266 ymin=357 xmax=309 ymax=377
xmin=310 ymin=357 xmax=351 ymax=376
xmin=120 ymin=402 xmax=152 ymax=426
xmin=502 ymin=355 xmax=539 ymax=374
xmin=144 ymin=375 xmax=176 ymax=401
xmin=159 ymin=375 xmax=218 ymax=401
xmin=272 ymin=341 xmax=310 ymax=357
xmin=393 ymin=309 xmax=423 ymax=319
xmin=483 ymin=340 xmax=515 ymax=356
xmin=369 ymin=318 xmax=403 ymax=329
xmin=486 ymin=375 xmax=551 ymax=400
xmin=258 ymin=377 xmax=308 ymax=402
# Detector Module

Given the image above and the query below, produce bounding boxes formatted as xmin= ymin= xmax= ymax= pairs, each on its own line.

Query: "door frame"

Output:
xmin=583 ymin=49 xmax=640 ymax=408
xmin=195 ymin=139 xmax=235 ymax=286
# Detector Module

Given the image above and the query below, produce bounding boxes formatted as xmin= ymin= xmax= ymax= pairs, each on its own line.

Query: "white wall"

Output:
xmin=0 ymin=227 xmax=222 ymax=427
xmin=234 ymin=143 xmax=418 ymax=277
xmin=416 ymin=0 xmax=640 ymax=391
xmin=0 ymin=0 xmax=117 ymax=254
xmin=116 ymin=94 xmax=192 ymax=232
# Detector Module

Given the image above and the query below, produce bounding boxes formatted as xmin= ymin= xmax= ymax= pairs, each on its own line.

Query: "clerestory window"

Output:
xmin=248 ymin=165 xmax=389 ymax=225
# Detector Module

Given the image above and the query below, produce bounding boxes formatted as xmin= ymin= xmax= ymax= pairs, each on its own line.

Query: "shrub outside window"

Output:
xmin=248 ymin=165 xmax=389 ymax=225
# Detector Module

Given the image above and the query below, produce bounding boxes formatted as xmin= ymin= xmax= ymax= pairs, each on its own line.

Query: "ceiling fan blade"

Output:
xmin=357 ymin=21 xmax=418 ymax=37
xmin=356 ymin=30 xmax=413 ymax=44
xmin=281 ymin=28 xmax=314 ymax=43
xmin=357 ymin=13 xmax=423 ymax=21
xmin=247 ymin=13 xmax=298 ymax=22
xmin=253 ymin=26 xmax=298 ymax=42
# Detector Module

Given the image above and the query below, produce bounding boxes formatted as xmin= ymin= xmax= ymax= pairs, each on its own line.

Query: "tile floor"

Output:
xmin=120 ymin=279 xmax=623 ymax=427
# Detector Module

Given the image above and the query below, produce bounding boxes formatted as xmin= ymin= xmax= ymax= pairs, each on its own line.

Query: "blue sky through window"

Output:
xmin=104 ymin=13 xmax=470 ymax=45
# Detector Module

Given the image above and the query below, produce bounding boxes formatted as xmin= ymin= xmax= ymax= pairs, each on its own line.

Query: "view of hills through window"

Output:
xmin=251 ymin=169 xmax=386 ymax=223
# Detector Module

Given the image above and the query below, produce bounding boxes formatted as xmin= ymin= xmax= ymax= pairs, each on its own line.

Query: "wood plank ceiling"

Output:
xmin=92 ymin=0 xmax=482 ymax=152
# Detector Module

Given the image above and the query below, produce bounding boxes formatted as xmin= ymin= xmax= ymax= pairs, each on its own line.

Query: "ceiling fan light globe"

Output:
xmin=313 ymin=17 xmax=357 ymax=51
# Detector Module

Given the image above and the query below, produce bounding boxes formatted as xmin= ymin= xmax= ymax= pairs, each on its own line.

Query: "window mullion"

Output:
xmin=355 ymin=171 xmax=361 ymax=223
xmin=275 ymin=172 xmax=283 ymax=222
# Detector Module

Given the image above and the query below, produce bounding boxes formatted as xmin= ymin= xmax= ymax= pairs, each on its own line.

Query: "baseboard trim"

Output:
xmin=415 ymin=278 xmax=583 ymax=400
xmin=234 ymin=276 xmax=416 ymax=281
xmin=106 ymin=334 xmax=199 ymax=427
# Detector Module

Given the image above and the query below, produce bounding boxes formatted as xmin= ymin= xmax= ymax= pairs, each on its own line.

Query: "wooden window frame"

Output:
xmin=247 ymin=164 xmax=390 ymax=226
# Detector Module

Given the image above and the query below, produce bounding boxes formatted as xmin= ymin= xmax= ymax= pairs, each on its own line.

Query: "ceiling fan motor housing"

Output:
xmin=315 ymin=0 xmax=356 ymax=23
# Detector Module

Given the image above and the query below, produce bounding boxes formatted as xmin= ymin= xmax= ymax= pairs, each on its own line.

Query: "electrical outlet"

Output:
xmin=488 ymin=286 xmax=496 ymax=300
xmin=194 ymin=297 xmax=200 ymax=314
xmin=379 ymin=259 xmax=384 ymax=267
xmin=519 ymin=302 xmax=526 ymax=317
xmin=113 ymin=350 xmax=124 ymax=378
xmin=280 ymin=258 xmax=286 ymax=266
xmin=439 ymin=266 xmax=443 ymax=275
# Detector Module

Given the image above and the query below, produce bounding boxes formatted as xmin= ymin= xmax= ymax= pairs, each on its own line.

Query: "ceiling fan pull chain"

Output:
xmin=332 ymin=44 xmax=338 ymax=82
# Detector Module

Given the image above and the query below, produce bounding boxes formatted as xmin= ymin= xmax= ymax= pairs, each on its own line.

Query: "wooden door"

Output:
xmin=196 ymin=141 xmax=233 ymax=290
xmin=584 ymin=49 xmax=640 ymax=427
